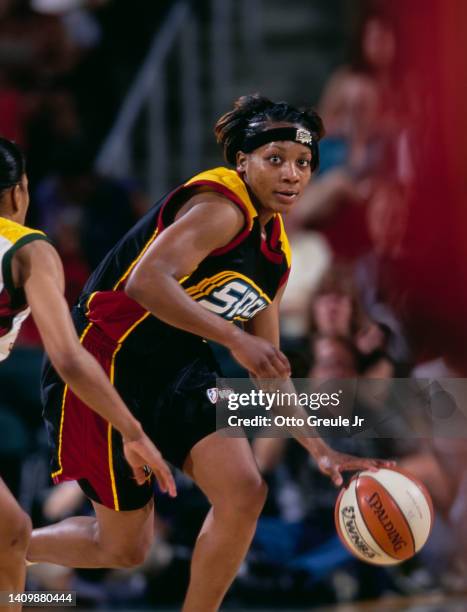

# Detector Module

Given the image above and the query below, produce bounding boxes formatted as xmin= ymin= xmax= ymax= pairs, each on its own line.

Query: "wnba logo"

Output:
xmin=341 ymin=506 xmax=377 ymax=560
xmin=206 ymin=387 xmax=234 ymax=404
xmin=206 ymin=388 xmax=218 ymax=403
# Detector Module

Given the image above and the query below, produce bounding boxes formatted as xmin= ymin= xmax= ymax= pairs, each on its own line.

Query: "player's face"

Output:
xmin=309 ymin=337 xmax=357 ymax=380
xmin=312 ymin=293 xmax=353 ymax=336
xmin=236 ymin=133 xmax=313 ymax=216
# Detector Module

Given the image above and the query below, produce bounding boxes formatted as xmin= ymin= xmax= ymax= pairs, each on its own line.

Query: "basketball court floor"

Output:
xmin=316 ymin=592 xmax=467 ymax=610
xmin=57 ymin=593 xmax=467 ymax=612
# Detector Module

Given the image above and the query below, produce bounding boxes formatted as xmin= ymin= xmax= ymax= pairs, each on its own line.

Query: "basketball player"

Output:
xmin=29 ymin=96 xmax=392 ymax=611
xmin=0 ymin=138 xmax=175 ymax=608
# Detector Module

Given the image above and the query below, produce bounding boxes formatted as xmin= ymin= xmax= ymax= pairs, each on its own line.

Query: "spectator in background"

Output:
xmin=308 ymin=265 xmax=362 ymax=338
xmin=307 ymin=265 xmax=396 ymax=378
xmin=286 ymin=66 xmax=386 ymax=262
xmin=354 ymin=179 xmax=412 ymax=371
xmin=286 ymin=11 xmax=412 ymax=264
xmin=326 ymin=13 xmax=404 ymax=130
xmin=402 ymin=368 xmax=467 ymax=591
xmin=280 ymin=13 xmax=405 ymax=339
xmin=34 ymin=143 xmax=139 ymax=272
xmin=308 ymin=334 xmax=359 ymax=381
xmin=250 ymin=328 xmax=398 ymax=604
xmin=30 ymin=0 xmax=107 ymax=61
xmin=0 ymin=0 xmax=77 ymax=84
xmin=0 ymin=71 xmax=29 ymax=147
xmin=26 ymin=86 xmax=85 ymax=194
xmin=0 ymin=0 xmax=106 ymax=197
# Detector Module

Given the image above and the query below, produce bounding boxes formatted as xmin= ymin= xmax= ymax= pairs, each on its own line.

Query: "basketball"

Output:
xmin=335 ymin=468 xmax=434 ymax=566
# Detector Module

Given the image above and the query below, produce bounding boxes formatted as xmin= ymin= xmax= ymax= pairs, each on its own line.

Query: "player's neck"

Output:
xmin=257 ymin=210 xmax=275 ymax=228
xmin=0 ymin=210 xmax=25 ymax=225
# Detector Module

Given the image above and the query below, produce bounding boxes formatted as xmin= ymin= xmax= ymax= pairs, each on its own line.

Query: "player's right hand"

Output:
xmin=229 ymin=331 xmax=291 ymax=379
xmin=315 ymin=448 xmax=396 ymax=487
xmin=123 ymin=432 xmax=177 ymax=497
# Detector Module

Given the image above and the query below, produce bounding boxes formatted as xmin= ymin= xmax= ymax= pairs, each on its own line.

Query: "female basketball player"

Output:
xmin=30 ymin=95 xmax=393 ymax=611
xmin=0 ymin=138 xmax=175 ymax=608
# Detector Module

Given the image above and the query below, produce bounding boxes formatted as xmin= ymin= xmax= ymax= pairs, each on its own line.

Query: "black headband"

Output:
xmin=241 ymin=127 xmax=319 ymax=170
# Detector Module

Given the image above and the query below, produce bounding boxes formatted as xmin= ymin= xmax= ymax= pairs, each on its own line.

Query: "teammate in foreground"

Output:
xmin=29 ymin=95 xmax=391 ymax=611
xmin=0 ymin=138 xmax=175 ymax=610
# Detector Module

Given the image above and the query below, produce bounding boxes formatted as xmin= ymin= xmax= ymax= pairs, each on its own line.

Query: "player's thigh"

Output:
xmin=183 ymin=432 xmax=267 ymax=513
xmin=92 ymin=497 xmax=155 ymax=560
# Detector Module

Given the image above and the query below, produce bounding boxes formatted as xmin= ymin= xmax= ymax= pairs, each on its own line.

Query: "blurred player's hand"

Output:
xmin=315 ymin=448 xmax=396 ymax=487
xmin=123 ymin=433 xmax=177 ymax=497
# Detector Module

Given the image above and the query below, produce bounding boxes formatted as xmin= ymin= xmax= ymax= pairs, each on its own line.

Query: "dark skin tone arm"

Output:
xmin=126 ymin=191 xmax=393 ymax=484
xmin=11 ymin=240 xmax=176 ymax=496
xmin=125 ymin=192 xmax=291 ymax=379
xmin=246 ymin=285 xmax=395 ymax=486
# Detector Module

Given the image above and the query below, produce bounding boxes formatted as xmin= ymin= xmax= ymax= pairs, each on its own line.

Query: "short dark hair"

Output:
xmin=214 ymin=93 xmax=325 ymax=166
xmin=0 ymin=137 xmax=25 ymax=195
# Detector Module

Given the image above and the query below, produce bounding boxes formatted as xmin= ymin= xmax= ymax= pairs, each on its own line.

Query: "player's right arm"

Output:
xmin=124 ymin=194 xmax=290 ymax=379
xmin=11 ymin=239 xmax=176 ymax=496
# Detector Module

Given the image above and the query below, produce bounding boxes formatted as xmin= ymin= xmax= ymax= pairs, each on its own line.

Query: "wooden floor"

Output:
xmin=36 ymin=593 xmax=467 ymax=611
xmin=69 ymin=594 xmax=467 ymax=612
xmin=314 ymin=592 xmax=467 ymax=611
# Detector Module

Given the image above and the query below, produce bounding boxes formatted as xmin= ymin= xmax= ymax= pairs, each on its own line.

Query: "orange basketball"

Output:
xmin=334 ymin=467 xmax=434 ymax=565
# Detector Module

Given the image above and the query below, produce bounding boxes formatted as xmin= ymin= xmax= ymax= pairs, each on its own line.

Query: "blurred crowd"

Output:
xmin=1 ymin=0 xmax=467 ymax=609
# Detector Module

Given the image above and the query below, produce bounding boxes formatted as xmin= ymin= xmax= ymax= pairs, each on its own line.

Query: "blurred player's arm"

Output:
xmin=125 ymin=194 xmax=290 ymax=379
xmin=252 ymin=436 xmax=288 ymax=473
xmin=288 ymin=170 xmax=363 ymax=229
xmin=12 ymin=239 xmax=176 ymax=495
xmin=245 ymin=285 xmax=393 ymax=485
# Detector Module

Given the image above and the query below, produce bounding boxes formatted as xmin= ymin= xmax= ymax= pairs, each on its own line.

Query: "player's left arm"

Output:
xmin=245 ymin=284 xmax=394 ymax=486
xmin=14 ymin=240 xmax=176 ymax=494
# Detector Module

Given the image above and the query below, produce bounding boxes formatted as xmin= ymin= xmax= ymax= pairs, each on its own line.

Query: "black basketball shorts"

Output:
xmin=42 ymin=324 xmax=220 ymax=511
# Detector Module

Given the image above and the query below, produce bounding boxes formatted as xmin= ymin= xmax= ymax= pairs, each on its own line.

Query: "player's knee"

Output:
xmin=106 ymin=541 xmax=151 ymax=569
xmin=0 ymin=510 xmax=31 ymax=562
xmin=228 ymin=475 xmax=268 ymax=519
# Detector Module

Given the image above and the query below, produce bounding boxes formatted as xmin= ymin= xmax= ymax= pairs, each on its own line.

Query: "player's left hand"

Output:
xmin=315 ymin=449 xmax=396 ymax=487
xmin=123 ymin=433 xmax=177 ymax=497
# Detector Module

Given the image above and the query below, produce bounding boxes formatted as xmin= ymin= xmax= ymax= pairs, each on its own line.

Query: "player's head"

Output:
xmin=309 ymin=335 xmax=359 ymax=380
xmin=214 ymin=94 xmax=324 ymax=215
xmin=308 ymin=264 xmax=362 ymax=338
xmin=0 ymin=137 xmax=29 ymax=221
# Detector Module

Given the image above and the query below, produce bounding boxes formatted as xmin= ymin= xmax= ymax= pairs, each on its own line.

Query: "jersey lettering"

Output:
xmin=197 ymin=279 xmax=268 ymax=321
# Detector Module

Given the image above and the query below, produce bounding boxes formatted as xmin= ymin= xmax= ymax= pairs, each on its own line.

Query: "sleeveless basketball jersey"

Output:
xmin=75 ymin=167 xmax=291 ymax=356
xmin=0 ymin=217 xmax=48 ymax=361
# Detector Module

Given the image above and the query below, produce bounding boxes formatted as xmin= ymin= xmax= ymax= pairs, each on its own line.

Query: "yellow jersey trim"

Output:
xmin=277 ymin=214 xmax=292 ymax=268
xmin=112 ymin=228 xmax=159 ymax=291
xmin=185 ymin=167 xmax=258 ymax=229
xmin=186 ymin=270 xmax=272 ymax=304
xmin=50 ymin=322 xmax=93 ymax=479
xmin=0 ymin=217 xmax=46 ymax=245
xmin=106 ymin=310 xmax=152 ymax=511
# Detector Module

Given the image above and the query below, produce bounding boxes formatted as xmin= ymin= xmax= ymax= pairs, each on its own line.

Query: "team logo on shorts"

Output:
xmin=207 ymin=388 xmax=219 ymax=403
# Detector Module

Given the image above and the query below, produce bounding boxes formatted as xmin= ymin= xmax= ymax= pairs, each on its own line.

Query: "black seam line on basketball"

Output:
xmin=354 ymin=474 xmax=398 ymax=561
xmin=365 ymin=475 xmax=416 ymax=555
